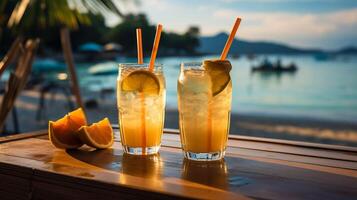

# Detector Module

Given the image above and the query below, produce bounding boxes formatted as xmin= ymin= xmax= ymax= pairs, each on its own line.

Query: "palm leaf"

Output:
xmin=7 ymin=0 xmax=125 ymax=30
xmin=79 ymin=0 xmax=124 ymax=17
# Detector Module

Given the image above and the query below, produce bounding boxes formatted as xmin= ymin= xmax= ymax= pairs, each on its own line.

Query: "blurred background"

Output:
xmin=1 ymin=0 xmax=357 ymax=146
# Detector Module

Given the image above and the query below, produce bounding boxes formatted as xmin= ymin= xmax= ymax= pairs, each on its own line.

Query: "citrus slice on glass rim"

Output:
xmin=203 ymin=59 xmax=232 ymax=96
xmin=121 ymin=70 xmax=160 ymax=95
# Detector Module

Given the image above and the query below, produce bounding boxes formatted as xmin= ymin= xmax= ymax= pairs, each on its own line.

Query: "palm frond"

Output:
xmin=7 ymin=0 xmax=30 ymax=27
xmin=7 ymin=0 xmax=125 ymax=31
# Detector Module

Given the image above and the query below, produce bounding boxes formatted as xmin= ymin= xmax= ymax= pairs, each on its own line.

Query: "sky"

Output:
xmin=106 ymin=0 xmax=357 ymax=50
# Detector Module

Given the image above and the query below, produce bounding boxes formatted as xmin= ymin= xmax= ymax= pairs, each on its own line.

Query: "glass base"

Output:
xmin=183 ymin=150 xmax=225 ymax=161
xmin=122 ymin=145 xmax=160 ymax=155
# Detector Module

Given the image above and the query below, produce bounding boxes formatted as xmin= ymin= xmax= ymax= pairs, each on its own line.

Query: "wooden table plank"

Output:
xmin=0 ymin=130 xmax=46 ymax=144
xmin=0 ymin=138 xmax=245 ymax=199
xmin=2 ymin=128 xmax=357 ymax=200
xmin=1 ymin=132 xmax=357 ymax=200
xmin=159 ymin=131 xmax=357 ymax=170
xmin=0 ymin=161 xmax=32 ymax=200
xmin=29 ymin=130 xmax=357 ymax=170
xmin=159 ymin=130 xmax=357 ymax=162
xmin=3 ymin=127 xmax=357 ymax=161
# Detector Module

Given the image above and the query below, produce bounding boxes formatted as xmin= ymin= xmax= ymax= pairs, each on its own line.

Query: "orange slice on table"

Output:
xmin=77 ymin=118 xmax=114 ymax=149
xmin=203 ymin=59 xmax=232 ymax=96
xmin=121 ymin=70 xmax=160 ymax=95
xmin=49 ymin=108 xmax=87 ymax=149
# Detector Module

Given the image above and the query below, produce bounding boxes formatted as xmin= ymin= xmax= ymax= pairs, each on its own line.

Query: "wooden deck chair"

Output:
xmin=0 ymin=39 xmax=39 ymax=133
xmin=0 ymin=37 xmax=23 ymax=78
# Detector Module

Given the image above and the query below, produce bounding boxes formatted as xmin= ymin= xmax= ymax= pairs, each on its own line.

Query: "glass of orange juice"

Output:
xmin=117 ymin=63 xmax=166 ymax=155
xmin=177 ymin=60 xmax=232 ymax=161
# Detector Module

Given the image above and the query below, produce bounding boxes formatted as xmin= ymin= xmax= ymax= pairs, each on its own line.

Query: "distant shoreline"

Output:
xmin=3 ymin=49 xmax=357 ymax=62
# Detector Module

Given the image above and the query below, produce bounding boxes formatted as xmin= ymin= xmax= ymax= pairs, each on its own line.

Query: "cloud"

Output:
xmin=221 ymin=0 xmax=286 ymax=2
xmin=213 ymin=8 xmax=357 ymax=49
xmin=143 ymin=0 xmax=170 ymax=12
xmin=105 ymin=0 xmax=357 ymax=49
xmin=220 ymin=0 xmax=341 ymax=2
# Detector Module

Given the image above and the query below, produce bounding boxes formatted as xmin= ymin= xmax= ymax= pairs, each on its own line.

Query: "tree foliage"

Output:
xmin=108 ymin=13 xmax=200 ymax=55
xmin=0 ymin=0 xmax=122 ymax=54
xmin=6 ymin=0 xmax=122 ymax=31
xmin=108 ymin=14 xmax=155 ymax=54
xmin=1 ymin=3 xmax=201 ymax=56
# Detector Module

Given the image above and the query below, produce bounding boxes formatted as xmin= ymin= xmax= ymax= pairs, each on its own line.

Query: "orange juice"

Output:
xmin=178 ymin=60 xmax=232 ymax=161
xmin=117 ymin=63 xmax=165 ymax=155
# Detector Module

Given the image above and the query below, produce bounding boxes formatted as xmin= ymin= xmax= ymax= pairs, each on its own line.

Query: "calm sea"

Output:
xmin=75 ymin=54 xmax=357 ymax=123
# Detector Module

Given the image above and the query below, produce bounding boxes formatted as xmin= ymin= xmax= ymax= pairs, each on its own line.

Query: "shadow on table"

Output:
xmin=66 ymin=148 xmax=122 ymax=170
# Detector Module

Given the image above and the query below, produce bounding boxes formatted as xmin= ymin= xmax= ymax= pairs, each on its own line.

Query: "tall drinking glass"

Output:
xmin=117 ymin=63 xmax=166 ymax=155
xmin=178 ymin=61 xmax=232 ymax=161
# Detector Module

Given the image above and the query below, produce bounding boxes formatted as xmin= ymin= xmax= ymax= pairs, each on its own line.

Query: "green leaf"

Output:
xmin=7 ymin=0 xmax=124 ymax=31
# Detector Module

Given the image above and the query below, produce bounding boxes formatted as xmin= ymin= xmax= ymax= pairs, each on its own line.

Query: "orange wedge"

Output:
xmin=77 ymin=118 xmax=114 ymax=149
xmin=48 ymin=108 xmax=87 ymax=149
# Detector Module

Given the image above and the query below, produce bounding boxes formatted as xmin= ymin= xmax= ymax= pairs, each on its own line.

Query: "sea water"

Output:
xmin=77 ymin=54 xmax=357 ymax=123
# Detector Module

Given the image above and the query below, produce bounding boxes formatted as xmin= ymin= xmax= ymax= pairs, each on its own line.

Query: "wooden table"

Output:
xmin=1 ymin=127 xmax=357 ymax=200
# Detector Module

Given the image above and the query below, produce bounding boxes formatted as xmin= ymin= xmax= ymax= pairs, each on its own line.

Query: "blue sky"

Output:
xmin=107 ymin=0 xmax=357 ymax=50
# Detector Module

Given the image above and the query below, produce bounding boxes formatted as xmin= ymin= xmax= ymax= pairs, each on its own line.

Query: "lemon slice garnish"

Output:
xmin=121 ymin=70 xmax=160 ymax=95
xmin=203 ymin=60 xmax=232 ymax=96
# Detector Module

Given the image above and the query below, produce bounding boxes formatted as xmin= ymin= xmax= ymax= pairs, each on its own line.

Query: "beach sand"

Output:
xmin=3 ymin=89 xmax=357 ymax=147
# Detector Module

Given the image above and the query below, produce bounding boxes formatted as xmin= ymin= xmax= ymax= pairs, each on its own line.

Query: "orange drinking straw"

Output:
xmin=220 ymin=17 xmax=241 ymax=60
xmin=136 ymin=28 xmax=143 ymax=64
xmin=148 ymin=24 xmax=163 ymax=72
xmin=136 ymin=28 xmax=146 ymax=153
xmin=207 ymin=17 xmax=241 ymax=152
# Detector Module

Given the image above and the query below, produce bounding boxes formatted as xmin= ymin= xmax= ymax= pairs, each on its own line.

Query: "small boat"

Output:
xmin=251 ymin=58 xmax=297 ymax=73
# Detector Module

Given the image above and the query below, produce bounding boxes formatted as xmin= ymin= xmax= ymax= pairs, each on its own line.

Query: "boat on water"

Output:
xmin=251 ymin=58 xmax=297 ymax=73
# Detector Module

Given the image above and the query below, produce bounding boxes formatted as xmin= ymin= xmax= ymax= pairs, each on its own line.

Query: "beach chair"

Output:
xmin=36 ymin=79 xmax=75 ymax=121
xmin=0 ymin=39 xmax=39 ymax=134
xmin=0 ymin=38 xmax=23 ymax=78
xmin=0 ymin=38 xmax=24 ymax=134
